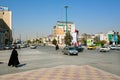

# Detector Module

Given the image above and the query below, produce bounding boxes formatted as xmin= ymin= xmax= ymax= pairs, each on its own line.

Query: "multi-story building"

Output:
xmin=94 ymin=31 xmax=119 ymax=45
xmin=53 ymin=21 xmax=76 ymax=44
xmin=0 ymin=6 xmax=12 ymax=45
xmin=107 ymin=31 xmax=119 ymax=45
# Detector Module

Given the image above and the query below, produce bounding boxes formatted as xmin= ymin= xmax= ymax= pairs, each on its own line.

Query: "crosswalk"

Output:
xmin=0 ymin=65 xmax=120 ymax=80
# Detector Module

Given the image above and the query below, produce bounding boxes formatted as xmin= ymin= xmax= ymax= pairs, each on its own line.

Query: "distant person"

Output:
xmin=55 ymin=44 xmax=59 ymax=50
xmin=8 ymin=47 xmax=20 ymax=67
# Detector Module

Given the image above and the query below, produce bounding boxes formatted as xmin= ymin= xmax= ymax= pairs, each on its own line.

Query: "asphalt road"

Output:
xmin=0 ymin=46 xmax=120 ymax=76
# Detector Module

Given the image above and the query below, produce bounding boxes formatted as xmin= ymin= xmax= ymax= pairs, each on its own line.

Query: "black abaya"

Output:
xmin=8 ymin=48 xmax=20 ymax=67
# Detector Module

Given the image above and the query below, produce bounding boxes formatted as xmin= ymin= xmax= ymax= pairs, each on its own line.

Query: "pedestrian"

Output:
xmin=55 ymin=44 xmax=59 ymax=50
xmin=8 ymin=47 xmax=20 ymax=67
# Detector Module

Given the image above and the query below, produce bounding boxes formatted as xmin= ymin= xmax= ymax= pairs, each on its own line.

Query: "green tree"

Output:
xmin=31 ymin=39 xmax=36 ymax=44
xmin=26 ymin=40 xmax=31 ymax=44
xmin=81 ymin=33 xmax=90 ymax=45
xmin=99 ymin=40 xmax=107 ymax=47
xmin=94 ymin=36 xmax=100 ymax=46
xmin=52 ymin=39 xmax=57 ymax=45
xmin=94 ymin=36 xmax=99 ymax=43
xmin=39 ymin=38 xmax=43 ymax=43
xmin=64 ymin=31 xmax=73 ymax=46
xmin=81 ymin=38 xmax=86 ymax=45
xmin=36 ymin=38 xmax=39 ymax=45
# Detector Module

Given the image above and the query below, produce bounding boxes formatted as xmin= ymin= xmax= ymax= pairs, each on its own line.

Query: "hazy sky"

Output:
xmin=0 ymin=0 xmax=120 ymax=40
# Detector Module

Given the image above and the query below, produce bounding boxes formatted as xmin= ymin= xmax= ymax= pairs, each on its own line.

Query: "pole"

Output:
xmin=64 ymin=6 xmax=68 ymax=33
xmin=19 ymin=34 xmax=21 ymax=44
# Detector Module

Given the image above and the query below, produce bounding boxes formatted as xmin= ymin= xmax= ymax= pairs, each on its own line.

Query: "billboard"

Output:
xmin=87 ymin=39 xmax=93 ymax=46
xmin=108 ymin=34 xmax=113 ymax=41
xmin=113 ymin=34 xmax=118 ymax=42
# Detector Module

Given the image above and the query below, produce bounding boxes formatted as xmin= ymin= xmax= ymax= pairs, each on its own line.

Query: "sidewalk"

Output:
xmin=0 ymin=65 xmax=120 ymax=80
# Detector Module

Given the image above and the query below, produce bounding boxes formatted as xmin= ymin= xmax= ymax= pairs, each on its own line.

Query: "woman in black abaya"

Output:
xmin=55 ymin=44 xmax=59 ymax=50
xmin=8 ymin=48 xmax=20 ymax=67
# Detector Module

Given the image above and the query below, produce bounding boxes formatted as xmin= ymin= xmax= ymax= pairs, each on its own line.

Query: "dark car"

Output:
xmin=75 ymin=46 xmax=84 ymax=52
xmin=62 ymin=46 xmax=78 ymax=56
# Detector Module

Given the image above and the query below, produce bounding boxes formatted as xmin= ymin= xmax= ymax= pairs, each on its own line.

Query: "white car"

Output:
xmin=30 ymin=45 xmax=37 ymax=49
xmin=110 ymin=45 xmax=120 ymax=50
xmin=116 ymin=45 xmax=120 ymax=50
xmin=110 ymin=45 xmax=117 ymax=50
xmin=100 ymin=46 xmax=110 ymax=52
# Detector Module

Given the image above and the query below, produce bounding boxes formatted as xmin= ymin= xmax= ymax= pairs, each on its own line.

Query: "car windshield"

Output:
xmin=69 ymin=47 xmax=75 ymax=50
xmin=102 ymin=46 xmax=108 ymax=48
xmin=90 ymin=45 xmax=95 ymax=47
xmin=111 ymin=45 xmax=116 ymax=47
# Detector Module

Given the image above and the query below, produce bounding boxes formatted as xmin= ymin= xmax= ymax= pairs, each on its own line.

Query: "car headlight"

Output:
xmin=69 ymin=51 xmax=73 ymax=53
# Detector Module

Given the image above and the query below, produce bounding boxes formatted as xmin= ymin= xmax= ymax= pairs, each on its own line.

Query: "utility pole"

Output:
xmin=64 ymin=6 xmax=68 ymax=33
xmin=19 ymin=33 xmax=21 ymax=44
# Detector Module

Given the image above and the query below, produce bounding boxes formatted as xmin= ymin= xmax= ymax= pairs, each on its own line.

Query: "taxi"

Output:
xmin=87 ymin=45 xmax=96 ymax=50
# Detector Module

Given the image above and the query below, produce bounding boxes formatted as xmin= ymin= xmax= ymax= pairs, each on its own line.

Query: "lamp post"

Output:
xmin=64 ymin=6 xmax=68 ymax=33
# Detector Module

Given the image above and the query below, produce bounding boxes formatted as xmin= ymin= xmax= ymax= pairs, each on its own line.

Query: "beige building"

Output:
xmin=0 ymin=6 xmax=12 ymax=45
xmin=53 ymin=21 xmax=75 ymax=44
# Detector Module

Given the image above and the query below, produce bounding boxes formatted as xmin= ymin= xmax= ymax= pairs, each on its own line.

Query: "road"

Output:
xmin=0 ymin=46 xmax=120 ymax=76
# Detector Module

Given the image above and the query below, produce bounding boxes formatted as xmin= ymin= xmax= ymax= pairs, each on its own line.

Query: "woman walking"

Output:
xmin=8 ymin=47 xmax=20 ymax=67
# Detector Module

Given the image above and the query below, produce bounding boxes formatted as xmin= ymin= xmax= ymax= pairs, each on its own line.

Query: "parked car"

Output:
xmin=62 ymin=46 xmax=78 ymax=56
xmin=116 ymin=45 xmax=120 ymax=50
xmin=87 ymin=45 xmax=96 ymax=50
xmin=11 ymin=44 xmax=21 ymax=49
xmin=74 ymin=45 xmax=84 ymax=52
xmin=110 ymin=45 xmax=117 ymax=50
xmin=30 ymin=45 xmax=37 ymax=49
xmin=100 ymin=46 xmax=110 ymax=52
xmin=4 ymin=45 xmax=12 ymax=50
xmin=110 ymin=45 xmax=120 ymax=50
xmin=20 ymin=44 xmax=27 ymax=48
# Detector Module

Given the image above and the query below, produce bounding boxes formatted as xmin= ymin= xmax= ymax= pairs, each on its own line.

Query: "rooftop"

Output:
xmin=57 ymin=21 xmax=74 ymax=24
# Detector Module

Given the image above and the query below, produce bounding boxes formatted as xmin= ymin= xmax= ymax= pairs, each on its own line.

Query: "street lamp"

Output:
xmin=64 ymin=6 xmax=68 ymax=33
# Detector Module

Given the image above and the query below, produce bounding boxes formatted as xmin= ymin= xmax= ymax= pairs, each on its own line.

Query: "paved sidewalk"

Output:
xmin=0 ymin=65 xmax=120 ymax=80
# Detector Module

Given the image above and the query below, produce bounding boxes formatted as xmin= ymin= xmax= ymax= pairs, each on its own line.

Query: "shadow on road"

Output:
xmin=16 ymin=63 xmax=26 ymax=68
xmin=0 ymin=62 xmax=4 ymax=64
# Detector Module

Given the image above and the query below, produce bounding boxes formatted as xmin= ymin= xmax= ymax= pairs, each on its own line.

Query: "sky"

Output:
xmin=0 ymin=0 xmax=120 ymax=40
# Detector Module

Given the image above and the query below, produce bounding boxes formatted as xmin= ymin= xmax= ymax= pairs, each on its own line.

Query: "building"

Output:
xmin=94 ymin=31 xmax=119 ymax=45
xmin=107 ymin=31 xmax=119 ymax=45
xmin=53 ymin=21 xmax=76 ymax=44
xmin=0 ymin=6 xmax=12 ymax=45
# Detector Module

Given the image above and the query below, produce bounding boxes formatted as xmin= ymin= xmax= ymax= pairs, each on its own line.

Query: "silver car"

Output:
xmin=30 ymin=45 xmax=37 ymax=49
xmin=100 ymin=46 xmax=110 ymax=52
xmin=110 ymin=45 xmax=120 ymax=50
xmin=62 ymin=46 xmax=78 ymax=56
